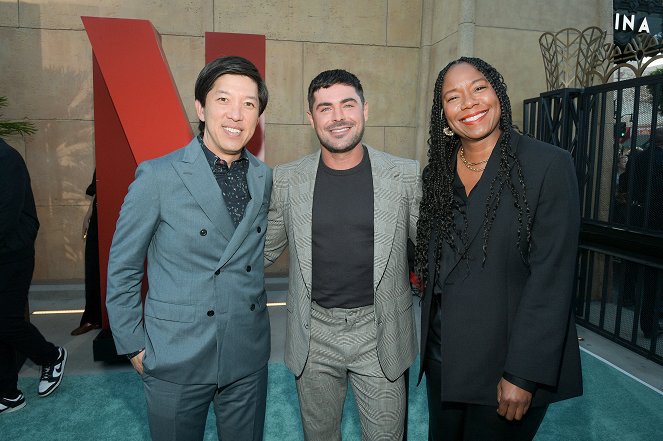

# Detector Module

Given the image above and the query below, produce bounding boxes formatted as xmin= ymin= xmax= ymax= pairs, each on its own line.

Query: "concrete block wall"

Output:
xmin=0 ymin=0 xmax=611 ymax=281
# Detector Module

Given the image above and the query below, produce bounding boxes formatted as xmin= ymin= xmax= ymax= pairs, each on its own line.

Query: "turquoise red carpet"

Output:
xmin=2 ymin=351 xmax=662 ymax=440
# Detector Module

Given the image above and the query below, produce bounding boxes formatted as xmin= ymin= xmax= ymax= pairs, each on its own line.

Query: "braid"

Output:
xmin=414 ymin=64 xmax=459 ymax=288
xmin=415 ymin=57 xmax=533 ymax=290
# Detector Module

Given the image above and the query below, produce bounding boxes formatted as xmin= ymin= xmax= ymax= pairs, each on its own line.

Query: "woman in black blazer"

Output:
xmin=414 ymin=57 xmax=582 ymax=441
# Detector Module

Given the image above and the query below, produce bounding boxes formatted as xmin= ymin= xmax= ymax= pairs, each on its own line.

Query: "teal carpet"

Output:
xmin=2 ymin=352 xmax=662 ymax=440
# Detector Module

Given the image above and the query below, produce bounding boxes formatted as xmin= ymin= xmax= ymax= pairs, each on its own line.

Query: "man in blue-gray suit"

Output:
xmin=106 ymin=56 xmax=272 ymax=441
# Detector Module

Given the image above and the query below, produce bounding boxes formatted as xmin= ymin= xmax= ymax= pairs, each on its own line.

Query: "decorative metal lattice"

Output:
xmin=539 ymin=27 xmax=607 ymax=90
xmin=589 ymin=32 xmax=663 ymax=83
xmin=541 ymin=26 xmax=663 ymax=90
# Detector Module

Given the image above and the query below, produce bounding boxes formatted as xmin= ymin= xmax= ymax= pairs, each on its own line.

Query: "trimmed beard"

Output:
xmin=318 ymin=124 xmax=365 ymax=155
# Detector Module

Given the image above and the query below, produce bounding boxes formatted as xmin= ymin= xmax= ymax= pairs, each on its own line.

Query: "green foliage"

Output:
xmin=0 ymin=96 xmax=36 ymax=137
xmin=646 ymin=67 xmax=663 ymax=115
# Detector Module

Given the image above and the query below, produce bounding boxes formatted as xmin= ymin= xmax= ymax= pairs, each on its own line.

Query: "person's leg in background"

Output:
xmin=0 ymin=255 xmax=65 ymax=413
xmin=640 ymin=267 xmax=662 ymax=338
xmin=72 ymin=201 xmax=102 ymax=336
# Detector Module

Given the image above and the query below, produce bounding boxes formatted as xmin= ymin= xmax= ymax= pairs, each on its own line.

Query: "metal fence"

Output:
xmin=524 ymin=74 xmax=663 ymax=365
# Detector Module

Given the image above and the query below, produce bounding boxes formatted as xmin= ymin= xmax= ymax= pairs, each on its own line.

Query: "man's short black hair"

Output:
xmin=194 ymin=56 xmax=268 ymax=134
xmin=307 ymin=69 xmax=364 ymax=111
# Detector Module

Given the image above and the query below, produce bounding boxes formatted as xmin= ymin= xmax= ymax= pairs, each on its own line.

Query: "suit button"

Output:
xmin=207 ymin=310 xmax=214 ymax=317
xmin=246 ymin=265 xmax=251 ymax=272
xmin=257 ymin=226 xmax=261 ymax=233
xmin=200 ymin=229 xmax=207 ymax=236
xmin=214 ymin=269 xmax=220 ymax=275
xmin=304 ymin=323 xmax=309 ymax=329
xmin=250 ymin=304 xmax=255 ymax=311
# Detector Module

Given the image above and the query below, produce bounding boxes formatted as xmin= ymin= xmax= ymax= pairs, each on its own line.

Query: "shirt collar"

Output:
xmin=198 ymin=134 xmax=248 ymax=168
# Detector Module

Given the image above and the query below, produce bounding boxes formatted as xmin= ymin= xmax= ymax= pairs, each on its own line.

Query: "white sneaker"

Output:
xmin=0 ymin=391 xmax=26 ymax=414
xmin=38 ymin=347 xmax=67 ymax=397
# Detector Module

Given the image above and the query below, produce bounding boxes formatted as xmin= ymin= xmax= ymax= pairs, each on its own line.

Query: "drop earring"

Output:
xmin=443 ymin=127 xmax=454 ymax=137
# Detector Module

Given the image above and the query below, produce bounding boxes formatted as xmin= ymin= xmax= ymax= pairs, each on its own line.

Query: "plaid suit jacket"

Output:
xmin=265 ymin=145 xmax=421 ymax=380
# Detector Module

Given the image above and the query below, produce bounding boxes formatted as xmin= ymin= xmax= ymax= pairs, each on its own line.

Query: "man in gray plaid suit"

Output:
xmin=265 ymin=69 xmax=421 ymax=441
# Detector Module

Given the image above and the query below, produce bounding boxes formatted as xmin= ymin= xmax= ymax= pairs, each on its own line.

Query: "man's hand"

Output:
xmin=129 ymin=350 xmax=146 ymax=375
xmin=497 ymin=377 xmax=532 ymax=421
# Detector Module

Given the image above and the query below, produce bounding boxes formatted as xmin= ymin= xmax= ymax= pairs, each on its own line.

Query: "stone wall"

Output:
xmin=0 ymin=0 xmax=611 ymax=281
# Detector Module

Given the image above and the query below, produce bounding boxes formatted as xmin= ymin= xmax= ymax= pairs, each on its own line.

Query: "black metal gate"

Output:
xmin=524 ymin=74 xmax=663 ymax=365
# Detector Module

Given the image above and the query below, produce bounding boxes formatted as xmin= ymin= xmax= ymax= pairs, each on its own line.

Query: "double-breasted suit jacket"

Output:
xmin=106 ymin=137 xmax=272 ymax=386
xmin=265 ymin=145 xmax=421 ymax=381
xmin=419 ymin=130 xmax=583 ymax=406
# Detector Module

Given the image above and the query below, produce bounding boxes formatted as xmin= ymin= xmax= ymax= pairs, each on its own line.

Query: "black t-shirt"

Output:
xmin=311 ymin=147 xmax=374 ymax=308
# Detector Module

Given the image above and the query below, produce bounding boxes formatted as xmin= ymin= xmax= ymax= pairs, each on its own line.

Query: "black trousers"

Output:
xmin=623 ymin=263 xmax=661 ymax=337
xmin=0 ymin=255 xmax=58 ymax=396
xmin=80 ymin=203 xmax=102 ymax=326
xmin=424 ymin=358 xmax=548 ymax=441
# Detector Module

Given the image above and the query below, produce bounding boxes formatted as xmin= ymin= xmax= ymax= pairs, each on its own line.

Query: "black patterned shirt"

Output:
xmin=199 ymin=135 xmax=251 ymax=228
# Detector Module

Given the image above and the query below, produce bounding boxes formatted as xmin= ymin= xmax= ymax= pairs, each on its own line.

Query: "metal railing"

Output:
xmin=524 ymin=74 xmax=663 ymax=365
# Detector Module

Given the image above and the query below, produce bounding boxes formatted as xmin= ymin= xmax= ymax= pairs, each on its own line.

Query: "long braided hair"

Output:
xmin=414 ymin=57 xmax=532 ymax=291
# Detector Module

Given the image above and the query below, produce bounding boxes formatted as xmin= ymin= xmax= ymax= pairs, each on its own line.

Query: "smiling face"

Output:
xmin=195 ymin=74 xmax=260 ymax=163
xmin=441 ymin=62 xmax=502 ymax=147
xmin=307 ymin=83 xmax=368 ymax=155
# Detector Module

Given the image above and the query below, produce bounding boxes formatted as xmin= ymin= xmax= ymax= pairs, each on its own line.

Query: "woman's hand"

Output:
xmin=497 ymin=377 xmax=532 ymax=421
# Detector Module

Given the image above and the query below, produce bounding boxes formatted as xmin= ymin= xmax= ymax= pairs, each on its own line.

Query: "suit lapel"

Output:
xmin=368 ymin=147 xmax=400 ymax=290
xmin=291 ymin=152 xmax=320 ymax=293
xmin=218 ymin=152 xmax=266 ymax=268
xmin=172 ymin=139 xmax=234 ymax=242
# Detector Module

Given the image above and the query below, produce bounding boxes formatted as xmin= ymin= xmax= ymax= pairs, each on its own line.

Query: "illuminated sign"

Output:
xmin=613 ymin=0 xmax=663 ymax=49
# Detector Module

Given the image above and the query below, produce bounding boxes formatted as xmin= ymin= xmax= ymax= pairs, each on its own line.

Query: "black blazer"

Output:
xmin=418 ymin=130 xmax=583 ymax=407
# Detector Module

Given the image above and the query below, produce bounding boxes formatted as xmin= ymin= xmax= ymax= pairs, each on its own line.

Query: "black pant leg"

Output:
xmin=81 ymin=204 xmax=101 ymax=326
xmin=463 ymin=403 xmax=548 ymax=441
xmin=640 ymin=267 xmax=660 ymax=336
xmin=425 ymin=358 xmax=464 ymax=441
xmin=0 ymin=255 xmax=58 ymax=394
xmin=424 ymin=356 xmax=548 ymax=441
xmin=0 ymin=339 xmax=19 ymax=396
